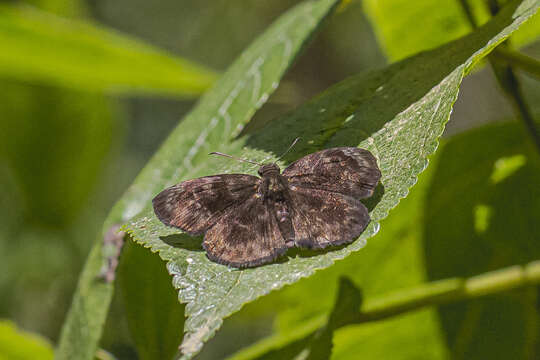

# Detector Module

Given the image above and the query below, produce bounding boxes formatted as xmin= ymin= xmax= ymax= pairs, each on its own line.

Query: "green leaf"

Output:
xmin=123 ymin=0 xmax=539 ymax=358
xmin=0 ymin=320 xmax=54 ymax=360
xmin=227 ymin=118 xmax=540 ymax=360
xmin=0 ymin=4 xmax=217 ymax=96
xmin=117 ymin=240 xmax=185 ymax=360
xmin=25 ymin=0 xmax=87 ymax=18
xmin=57 ymin=0 xmax=342 ymax=359
xmin=332 ymin=123 xmax=540 ymax=360
xmin=0 ymin=81 xmax=117 ymax=227
xmin=511 ymin=10 xmax=540 ymax=46
xmin=364 ymin=0 xmax=540 ymax=61
xmin=364 ymin=0 xmax=476 ymax=61
xmin=55 ymin=239 xmax=113 ymax=360
xmin=423 ymin=123 xmax=540 ymax=358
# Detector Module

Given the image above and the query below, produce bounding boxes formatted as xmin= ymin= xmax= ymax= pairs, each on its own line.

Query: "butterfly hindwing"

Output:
xmin=283 ymin=147 xmax=381 ymax=198
xmin=152 ymin=174 xmax=259 ymax=235
xmin=203 ymin=195 xmax=287 ymax=268
xmin=288 ymin=186 xmax=370 ymax=249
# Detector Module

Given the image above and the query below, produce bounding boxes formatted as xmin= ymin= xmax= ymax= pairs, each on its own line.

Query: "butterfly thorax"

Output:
xmin=258 ymin=163 xmax=280 ymax=177
xmin=257 ymin=163 xmax=286 ymax=200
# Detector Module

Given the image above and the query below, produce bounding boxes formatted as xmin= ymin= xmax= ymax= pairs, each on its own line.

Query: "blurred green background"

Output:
xmin=0 ymin=0 xmax=538 ymax=359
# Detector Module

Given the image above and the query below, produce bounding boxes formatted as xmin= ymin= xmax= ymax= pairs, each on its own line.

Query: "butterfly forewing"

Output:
xmin=203 ymin=195 xmax=287 ymax=268
xmin=152 ymin=174 xmax=259 ymax=235
xmin=283 ymin=147 xmax=381 ymax=198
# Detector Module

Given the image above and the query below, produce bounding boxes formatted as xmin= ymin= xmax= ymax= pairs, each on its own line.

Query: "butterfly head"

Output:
xmin=258 ymin=163 xmax=281 ymax=177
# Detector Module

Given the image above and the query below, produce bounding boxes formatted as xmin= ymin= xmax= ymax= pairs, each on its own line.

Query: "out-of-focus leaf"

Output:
xmin=364 ymin=0 xmax=540 ymax=61
xmin=330 ymin=310 xmax=446 ymax=360
xmin=24 ymin=0 xmax=87 ymax=18
xmin=0 ymin=4 xmax=217 ymax=96
xmin=0 ymin=81 xmax=117 ymax=227
xmin=117 ymin=240 xmax=185 ymax=360
xmin=124 ymin=1 xmax=538 ymax=359
xmin=57 ymin=0 xmax=343 ymax=359
xmin=364 ymin=0 xmax=479 ymax=61
xmin=0 ymin=320 xmax=54 ymax=360
xmin=511 ymin=10 xmax=540 ymax=46
xmin=423 ymin=122 xmax=540 ymax=358
xmin=0 ymin=0 xmax=120 ymax=347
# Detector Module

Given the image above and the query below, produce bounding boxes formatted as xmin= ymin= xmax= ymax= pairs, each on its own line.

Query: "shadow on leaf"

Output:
xmin=160 ymin=234 xmax=204 ymax=251
xmin=244 ymin=1 xmax=522 ymax=164
xmin=363 ymin=182 xmax=385 ymax=212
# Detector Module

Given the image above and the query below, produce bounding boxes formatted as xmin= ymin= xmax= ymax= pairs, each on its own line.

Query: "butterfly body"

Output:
xmin=153 ymin=147 xmax=381 ymax=268
xmin=256 ymin=163 xmax=296 ymax=248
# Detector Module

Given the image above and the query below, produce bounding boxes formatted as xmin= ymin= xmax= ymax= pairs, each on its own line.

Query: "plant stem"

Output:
xmin=55 ymin=237 xmax=115 ymax=360
xmin=228 ymin=261 xmax=540 ymax=360
xmin=490 ymin=64 xmax=540 ymax=154
xmin=457 ymin=0 xmax=478 ymax=27
xmin=492 ymin=47 xmax=540 ymax=80
xmin=347 ymin=261 xmax=540 ymax=325
xmin=55 ymin=226 xmax=124 ymax=360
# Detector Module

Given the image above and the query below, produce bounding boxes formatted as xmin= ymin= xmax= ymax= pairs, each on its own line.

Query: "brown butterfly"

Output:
xmin=153 ymin=146 xmax=381 ymax=268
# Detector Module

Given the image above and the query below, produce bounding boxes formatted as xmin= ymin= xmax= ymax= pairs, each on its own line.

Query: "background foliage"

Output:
xmin=0 ymin=0 xmax=539 ymax=359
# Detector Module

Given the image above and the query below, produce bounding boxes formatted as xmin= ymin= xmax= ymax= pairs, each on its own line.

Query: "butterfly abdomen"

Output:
xmin=257 ymin=172 xmax=296 ymax=246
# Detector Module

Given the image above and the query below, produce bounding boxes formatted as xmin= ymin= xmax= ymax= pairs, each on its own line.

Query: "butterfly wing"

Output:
xmin=282 ymin=147 xmax=381 ymax=198
xmin=203 ymin=195 xmax=287 ymax=268
xmin=288 ymin=187 xmax=370 ymax=249
xmin=283 ymin=147 xmax=380 ymax=249
xmin=152 ymin=174 xmax=259 ymax=235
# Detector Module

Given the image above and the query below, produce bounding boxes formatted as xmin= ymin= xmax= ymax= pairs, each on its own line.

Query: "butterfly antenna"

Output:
xmin=275 ymin=137 xmax=300 ymax=162
xmin=209 ymin=152 xmax=263 ymax=166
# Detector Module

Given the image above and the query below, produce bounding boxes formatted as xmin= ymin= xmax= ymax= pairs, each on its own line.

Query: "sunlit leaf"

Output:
xmin=364 ymin=0 xmax=540 ymax=61
xmin=0 ymin=4 xmax=217 ymax=96
xmin=0 ymin=320 xmax=54 ymax=360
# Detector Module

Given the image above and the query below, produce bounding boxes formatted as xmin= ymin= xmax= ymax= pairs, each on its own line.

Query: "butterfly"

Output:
xmin=152 ymin=146 xmax=381 ymax=268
